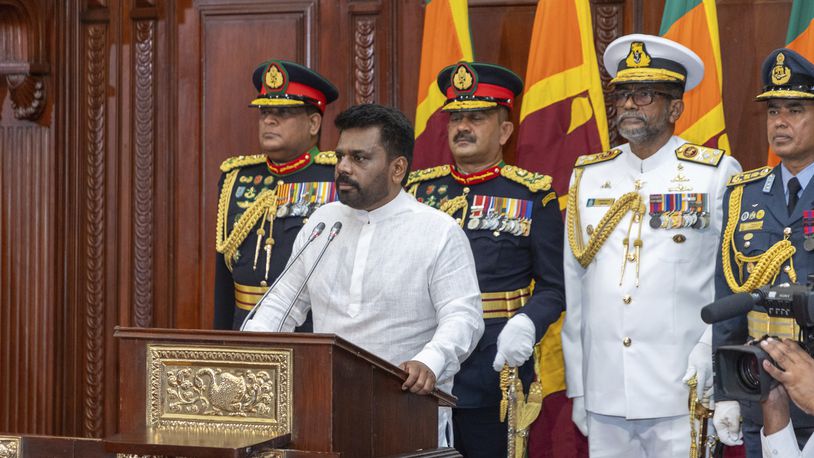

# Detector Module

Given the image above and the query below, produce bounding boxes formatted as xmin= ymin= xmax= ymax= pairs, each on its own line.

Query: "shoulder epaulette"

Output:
xmin=675 ymin=143 xmax=724 ymax=167
xmin=314 ymin=150 xmax=337 ymax=165
xmin=501 ymin=165 xmax=552 ymax=192
xmin=574 ymin=149 xmax=622 ymax=167
xmin=727 ymin=166 xmax=773 ymax=187
xmin=219 ymin=154 xmax=266 ymax=173
xmin=406 ymin=165 xmax=451 ymax=187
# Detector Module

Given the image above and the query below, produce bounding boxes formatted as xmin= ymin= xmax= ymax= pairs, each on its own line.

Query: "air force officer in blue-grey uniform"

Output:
xmin=713 ymin=48 xmax=814 ymax=457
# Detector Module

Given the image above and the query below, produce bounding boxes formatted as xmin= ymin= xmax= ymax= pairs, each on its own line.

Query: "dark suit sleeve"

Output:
xmin=520 ymin=191 xmax=566 ymax=341
xmin=712 ymin=186 xmax=749 ymax=400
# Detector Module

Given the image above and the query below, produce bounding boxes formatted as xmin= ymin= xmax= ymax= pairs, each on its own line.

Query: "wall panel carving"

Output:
xmin=591 ymin=0 xmax=625 ymax=147
xmin=81 ymin=21 xmax=108 ymax=438
xmin=133 ymin=18 xmax=156 ymax=328
xmin=353 ymin=16 xmax=375 ymax=104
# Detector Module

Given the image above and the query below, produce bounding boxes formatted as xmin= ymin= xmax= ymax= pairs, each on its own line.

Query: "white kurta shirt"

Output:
xmin=244 ymin=190 xmax=484 ymax=394
xmin=562 ymin=136 xmax=741 ymax=419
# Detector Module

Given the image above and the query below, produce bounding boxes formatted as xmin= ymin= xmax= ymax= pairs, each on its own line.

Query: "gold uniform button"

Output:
xmin=493 ymin=231 xmax=501 ymax=237
xmin=303 ymin=218 xmax=309 ymax=224
xmin=784 ymin=227 xmax=792 ymax=236
xmin=623 ymin=337 xmax=632 ymax=347
xmin=623 ymin=295 xmax=632 ymax=304
xmin=586 ymin=224 xmax=594 ymax=236
xmin=744 ymin=241 xmax=751 ymax=248
xmin=673 ymin=234 xmax=686 ymax=243
xmin=784 ymin=265 xmax=791 ymax=273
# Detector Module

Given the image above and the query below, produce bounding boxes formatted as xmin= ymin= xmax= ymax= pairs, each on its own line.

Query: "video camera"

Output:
xmin=701 ymin=279 xmax=814 ymax=401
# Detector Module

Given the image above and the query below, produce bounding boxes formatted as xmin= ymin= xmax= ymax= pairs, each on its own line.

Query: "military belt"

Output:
xmin=234 ymin=282 xmax=268 ymax=311
xmin=747 ymin=310 xmax=800 ymax=341
xmin=482 ymin=287 xmax=530 ymax=319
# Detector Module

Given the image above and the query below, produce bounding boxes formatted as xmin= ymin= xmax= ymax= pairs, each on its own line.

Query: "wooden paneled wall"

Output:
xmin=0 ymin=0 xmax=796 ymax=437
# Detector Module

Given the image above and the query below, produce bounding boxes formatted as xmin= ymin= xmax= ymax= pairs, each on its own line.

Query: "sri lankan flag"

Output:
xmin=518 ymin=1 xmax=601 ymax=456
xmin=515 ymin=0 xmax=608 ymax=206
xmin=660 ymin=0 xmax=730 ymax=154
xmin=768 ymin=0 xmax=814 ymax=166
xmin=412 ymin=0 xmax=474 ymax=169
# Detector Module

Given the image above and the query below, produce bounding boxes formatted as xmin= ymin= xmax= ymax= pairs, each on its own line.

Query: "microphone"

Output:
xmin=239 ymin=222 xmax=326 ymax=331
xmin=276 ymin=221 xmax=343 ymax=332
xmin=700 ymin=288 xmax=766 ymax=324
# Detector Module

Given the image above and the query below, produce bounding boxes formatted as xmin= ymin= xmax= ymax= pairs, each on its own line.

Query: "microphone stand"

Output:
xmin=276 ymin=222 xmax=342 ymax=332
xmin=238 ymin=222 xmax=326 ymax=331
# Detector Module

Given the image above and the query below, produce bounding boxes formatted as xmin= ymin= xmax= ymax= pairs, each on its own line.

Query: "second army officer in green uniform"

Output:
xmin=214 ymin=60 xmax=339 ymax=330
xmin=408 ymin=62 xmax=565 ymax=457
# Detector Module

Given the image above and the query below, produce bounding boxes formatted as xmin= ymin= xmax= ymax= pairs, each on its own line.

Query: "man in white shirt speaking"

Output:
xmin=243 ymin=103 xmax=485 ymax=444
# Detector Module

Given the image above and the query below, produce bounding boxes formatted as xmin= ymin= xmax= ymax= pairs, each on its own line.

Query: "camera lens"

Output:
xmin=737 ymin=353 xmax=761 ymax=391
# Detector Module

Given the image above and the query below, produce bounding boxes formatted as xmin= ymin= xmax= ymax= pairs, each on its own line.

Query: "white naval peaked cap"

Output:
xmin=603 ymin=33 xmax=704 ymax=91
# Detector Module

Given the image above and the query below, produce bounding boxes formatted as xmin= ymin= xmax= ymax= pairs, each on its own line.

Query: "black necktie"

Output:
xmin=788 ymin=176 xmax=802 ymax=216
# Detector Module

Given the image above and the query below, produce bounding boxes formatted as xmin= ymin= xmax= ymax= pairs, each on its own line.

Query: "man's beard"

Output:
xmin=617 ymin=108 xmax=670 ymax=143
xmin=336 ymin=173 xmax=390 ymax=210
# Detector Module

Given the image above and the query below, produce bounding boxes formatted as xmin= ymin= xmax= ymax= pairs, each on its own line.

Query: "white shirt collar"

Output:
xmin=344 ymin=189 xmax=413 ymax=224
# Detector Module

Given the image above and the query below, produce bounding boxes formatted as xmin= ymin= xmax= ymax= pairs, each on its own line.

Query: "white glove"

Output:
xmin=682 ymin=341 xmax=713 ymax=401
xmin=712 ymin=400 xmax=743 ymax=446
xmin=571 ymin=396 xmax=588 ymax=437
xmin=492 ymin=314 xmax=536 ymax=371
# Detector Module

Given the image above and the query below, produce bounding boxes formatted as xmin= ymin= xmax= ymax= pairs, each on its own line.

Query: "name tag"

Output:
xmin=586 ymin=198 xmax=615 ymax=207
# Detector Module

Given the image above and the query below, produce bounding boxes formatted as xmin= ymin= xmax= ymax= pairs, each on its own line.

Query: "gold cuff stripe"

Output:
xmin=482 ymin=287 xmax=530 ymax=319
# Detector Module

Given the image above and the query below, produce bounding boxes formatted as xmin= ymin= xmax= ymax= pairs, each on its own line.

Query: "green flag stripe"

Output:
xmin=659 ymin=0 xmax=704 ymax=36
xmin=787 ymin=0 xmax=814 ymax=44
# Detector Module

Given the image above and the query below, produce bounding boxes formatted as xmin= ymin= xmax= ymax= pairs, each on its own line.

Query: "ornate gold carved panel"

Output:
xmin=147 ymin=345 xmax=292 ymax=435
xmin=0 ymin=436 xmax=20 ymax=458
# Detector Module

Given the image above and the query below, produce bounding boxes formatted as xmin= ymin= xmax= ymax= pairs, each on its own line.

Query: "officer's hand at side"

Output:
xmin=712 ymin=400 xmax=743 ymax=446
xmin=682 ymin=340 xmax=713 ymax=401
xmin=571 ymin=396 xmax=588 ymax=437
xmin=399 ymin=360 xmax=436 ymax=395
xmin=492 ymin=314 xmax=536 ymax=371
xmin=760 ymin=337 xmax=814 ymax=415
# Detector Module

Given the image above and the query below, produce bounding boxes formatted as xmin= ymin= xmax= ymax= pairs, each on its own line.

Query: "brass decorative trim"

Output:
xmin=0 ymin=436 xmax=20 ymax=458
xmin=147 ymin=345 xmax=292 ymax=435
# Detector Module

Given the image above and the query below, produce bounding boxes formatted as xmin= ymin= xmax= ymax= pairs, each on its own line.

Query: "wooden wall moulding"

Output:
xmin=82 ymin=20 xmax=109 ymax=439
xmin=0 ymin=1 xmax=50 ymax=121
xmin=353 ymin=15 xmax=376 ymax=104
xmin=132 ymin=16 xmax=157 ymax=328
xmin=590 ymin=0 xmax=625 ymax=146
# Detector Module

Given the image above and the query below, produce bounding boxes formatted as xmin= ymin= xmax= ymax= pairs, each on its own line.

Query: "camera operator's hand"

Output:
xmin=682 ymin=340 xmax=713 ymax=401
xmin=571 ymin=396 xmax=588 ymax=437
xmin=760 ymin=337 xmax=814 ymax=415
xmin=712 ymin=400 xmax=743 ymax=445
xmin=760 ymin=380 xmax=791 ymax=436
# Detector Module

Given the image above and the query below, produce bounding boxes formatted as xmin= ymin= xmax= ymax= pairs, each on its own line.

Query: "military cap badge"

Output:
xmin=625 ymin=42 xmax=652 ymax=68
xmin=452 ymin=63 xmax=477 ymax=95
xmin=771 ymin=52 xmax=792 ymax=85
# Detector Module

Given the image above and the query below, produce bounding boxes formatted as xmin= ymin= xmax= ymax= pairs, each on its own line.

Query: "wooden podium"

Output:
xmin=105 ymin=327 xmax=460 ymax=458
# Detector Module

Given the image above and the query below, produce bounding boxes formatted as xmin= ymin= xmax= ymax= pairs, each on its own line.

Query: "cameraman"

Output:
xmin=713 ymin=47 xmax=814 ymax=456
xmin=758 ymin=337 xmax=814 ymax=457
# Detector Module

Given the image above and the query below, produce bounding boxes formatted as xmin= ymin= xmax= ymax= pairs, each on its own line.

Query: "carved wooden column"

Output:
xmin=591 ymin=0 xmax=625 ymax=146
xmin=0 ymin=1 xmax=50 ymax=121
xmin=130 ymin=1 xmax=158 ymax=329
xmin=78 ymin=0 xmax=110 ymax=438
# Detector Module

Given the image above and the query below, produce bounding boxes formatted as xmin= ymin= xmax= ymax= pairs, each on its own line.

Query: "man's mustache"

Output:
xmin=618 ymin=112 xmax=647 ymax=123
xmin=454 ymin=132 xmax=476 ymax=143
xmin=336 ymin=174 xmax=359 ymax=189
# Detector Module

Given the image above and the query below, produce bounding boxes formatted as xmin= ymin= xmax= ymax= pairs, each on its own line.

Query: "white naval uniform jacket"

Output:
xmin=562 ymin=136 xmax=741 ymax=419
